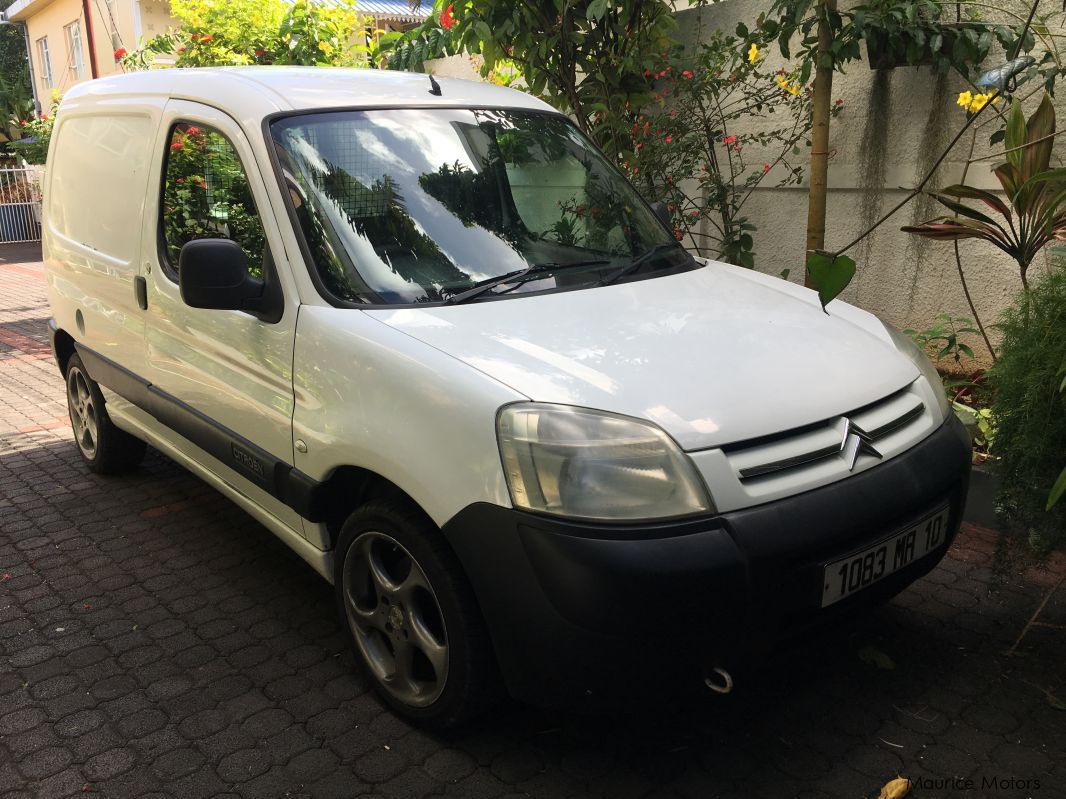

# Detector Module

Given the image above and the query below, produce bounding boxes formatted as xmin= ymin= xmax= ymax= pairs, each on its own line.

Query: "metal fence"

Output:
xmin=0 ymin=167 xmax=42 ymax=244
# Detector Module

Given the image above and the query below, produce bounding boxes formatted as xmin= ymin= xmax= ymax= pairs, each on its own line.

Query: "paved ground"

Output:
xmin=1 ymin=243 xmax=1065 ymax=799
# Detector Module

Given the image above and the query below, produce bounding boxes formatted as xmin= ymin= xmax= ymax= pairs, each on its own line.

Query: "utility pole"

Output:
xmin=804 ymin=0 xmax=836 ymax=286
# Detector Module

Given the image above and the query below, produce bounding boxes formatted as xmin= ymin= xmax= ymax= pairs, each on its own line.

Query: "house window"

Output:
xmin=65 ymin=21 xmax=85 ymax=80
xmin=36 ymin=37 xmax=53 ymax=89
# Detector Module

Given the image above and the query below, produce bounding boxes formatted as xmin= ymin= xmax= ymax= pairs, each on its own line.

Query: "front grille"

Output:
xmin=731 ymin=391 xmax=925 ymax=481
xmin=687 ymin=381 xmax=938 ymax=513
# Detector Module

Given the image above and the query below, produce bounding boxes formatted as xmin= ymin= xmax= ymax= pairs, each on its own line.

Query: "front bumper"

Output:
xmin=441 ymin=414 xmax=972 ymax=709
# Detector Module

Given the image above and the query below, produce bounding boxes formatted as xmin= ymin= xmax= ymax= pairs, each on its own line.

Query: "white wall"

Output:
xmin=674 ymin=1 xmax=1059 ymax=367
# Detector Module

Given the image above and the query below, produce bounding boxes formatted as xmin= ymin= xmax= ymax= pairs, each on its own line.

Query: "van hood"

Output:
xmin=365 ymin=261 xmax=919 ymax=451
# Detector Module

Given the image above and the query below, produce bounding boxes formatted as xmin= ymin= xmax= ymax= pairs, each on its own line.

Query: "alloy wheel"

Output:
xmin=66 ymin=366 xmax=98 ymax=459
xmin=342 ymin=531 xmax=449 ymax=707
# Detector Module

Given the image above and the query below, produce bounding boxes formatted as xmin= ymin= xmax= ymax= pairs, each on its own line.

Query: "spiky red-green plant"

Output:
xmin=902 ymin=93 xmax=1064 ymax=290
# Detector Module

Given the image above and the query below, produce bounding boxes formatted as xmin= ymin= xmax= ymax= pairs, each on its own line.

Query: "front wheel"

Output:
xmin=65 ymin=353 xmax=146 ymax=474
xmin=334 ymin=499 xmax=499 ymax=727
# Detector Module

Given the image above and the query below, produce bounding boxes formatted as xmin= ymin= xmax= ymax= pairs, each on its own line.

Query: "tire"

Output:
xmin=64 ymin=353 xmax=146 ymax=474
xmin=334 ymin=498 xmax=500 ymax=728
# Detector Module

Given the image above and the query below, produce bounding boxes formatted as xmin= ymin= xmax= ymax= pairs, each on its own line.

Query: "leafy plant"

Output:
xmin=988 ymin=268 xmax=1066 ymax=558
xmin=121 ymin=0 xmax=368 ymax=69
xmin=378 ymin=2 xmax=458 ymax=71
xmin=1049 ymin=355 xmax=1066 ymax=510
xmin=162 ymin=124 xmax=266 ymax=278
xmin=764 ymin=0 xmax=1029 ymax=78
xmin=952 ymin=400 xmax=995 ymax=451
xmin=0 ymin=74 xmax=34 ymax=151
xmin=446 ymin=0 xmax=678 ymax=157
xmin=904 ymin=313 xmax=981 ymax=363
xmin=8 ymin=92 xmax=60 ymax=165
xmin=902 ymin=93 xmax=1063 ymax=291
xmin=624 ymin=28 xmax=835 ymax=267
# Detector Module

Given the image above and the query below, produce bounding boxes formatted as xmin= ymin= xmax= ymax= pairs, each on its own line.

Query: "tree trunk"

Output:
xmin=804 ymin=0 xmax=836 ymax=287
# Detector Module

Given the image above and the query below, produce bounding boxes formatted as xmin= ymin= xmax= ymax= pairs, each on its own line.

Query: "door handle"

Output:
xmin=134 ymin=276 xmax=148 ymax=310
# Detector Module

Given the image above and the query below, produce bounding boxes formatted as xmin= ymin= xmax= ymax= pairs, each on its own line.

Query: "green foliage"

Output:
xmin=806 ymin=253 xmax=855 ymax=311
xmin=988 ymin=268 xmax=1066 ymax=557
xmin=123 ymin=0 xmax=368 ymax=69
xmin=764 ymin=0 xmax=1029 ymax=78
xmin=7 ymin=92 xmax=59 ymax=165
xmin=0 ymin=74 xmax=34 ymax=151
xmin=952 ymin=399 xmax=995 ymax=450
xmin=447 ymin=0 xmax=678 ymax=157
xmin=378 ymin=5 xmax=457 ymax=71
xmin=902 ymin=94 xmax=1063 ymax=290
xmin=904 ymin=313 xmax=980 ymax=363
xmin=1049 ymin=357 xmax=1066 ymax=510
xmin=623 ymin=28 xmax=829 ymax=268
xmin=162 ymin=124 xmax=266 ymax=278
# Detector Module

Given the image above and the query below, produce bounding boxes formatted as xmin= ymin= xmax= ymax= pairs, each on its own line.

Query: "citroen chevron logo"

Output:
xmin=839 ymin=418 xmax=882 ymax=471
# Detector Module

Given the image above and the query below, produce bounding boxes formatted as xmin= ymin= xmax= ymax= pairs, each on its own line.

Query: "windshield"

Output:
xmin=269 ymin=108 xmax=692 ymax=305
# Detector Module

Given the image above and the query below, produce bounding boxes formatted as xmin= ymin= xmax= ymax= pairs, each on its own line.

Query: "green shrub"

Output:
xmin=988 ymin=267 xmax=1066 ymax=559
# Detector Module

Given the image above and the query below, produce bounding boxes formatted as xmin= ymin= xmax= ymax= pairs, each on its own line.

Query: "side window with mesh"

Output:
xmin=160 ymin=123 xmax=267 ymax=279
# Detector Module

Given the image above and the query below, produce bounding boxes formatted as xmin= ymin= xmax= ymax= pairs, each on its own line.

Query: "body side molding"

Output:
xmin=73 ymin=341 xmax=326 ymax=520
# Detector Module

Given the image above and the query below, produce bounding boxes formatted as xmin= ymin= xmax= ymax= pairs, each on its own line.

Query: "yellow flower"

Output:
xmin=969 ymin=91 xmax=1000 ymax=112
xmin=748 ymin=43 xmax=759 ymax=65
xmin=957 ymin=89 xmax=1000 ymax=113
xmin=774 ymin=73 xmax=802 ymax=96
xmin=318 ymin=40 xmax=334 ymax=54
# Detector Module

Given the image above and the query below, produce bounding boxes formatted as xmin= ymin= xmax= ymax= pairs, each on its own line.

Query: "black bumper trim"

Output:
xmin=441 ymin=415 xmax=972 ymax=708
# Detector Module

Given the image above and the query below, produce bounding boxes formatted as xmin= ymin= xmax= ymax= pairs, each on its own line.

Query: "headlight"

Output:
xmin=884 ymin=323 xmax=951 ymax=420
xmin=496 ymin=403 xmax=714 ymax=521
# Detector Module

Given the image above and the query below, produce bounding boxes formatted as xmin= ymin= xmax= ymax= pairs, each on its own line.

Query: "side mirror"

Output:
xmin=178 ymin=239 xmax=265 ymax=313
xmin=651 ymin=201 xmax=671 ymax=229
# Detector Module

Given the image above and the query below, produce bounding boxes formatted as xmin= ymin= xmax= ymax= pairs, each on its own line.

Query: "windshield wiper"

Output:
xmin=597 ymin=243 xmax=684 ymax=287
xmin=444 ymin=259 xmax=609 ymax=305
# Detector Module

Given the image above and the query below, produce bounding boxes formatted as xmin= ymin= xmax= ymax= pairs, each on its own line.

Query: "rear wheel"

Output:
xmin=65 ymin=353 xmax=146 ymax=474
xmin=334 ymin=499 xmax=499 ymax=727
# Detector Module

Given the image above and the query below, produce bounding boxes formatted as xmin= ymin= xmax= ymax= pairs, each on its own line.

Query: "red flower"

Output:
xmin=681 ymin=70 xmax=693 ymax=79
xmin=113 ymin=48 xmax=127 ymax=61
xmin=441 ymin=3 xmax=456 ymax=29
xmin=40 ymin=114 xmax=48 ymax=121
xmin=835 ymin=98 xmax=844 ymax=105
xmin=664 ymin=135 xmax=672 ymax=143
xmin=176 ymin=178 xmax=185 ymax=183
xmin=177 ymin=46 xmax=186 ymax=53
xmin=19 ymin=119 xmax=26 ymax=125
xmin=170 ymin=140 xmax=183 ymax=150
xmin=186 ymin=126 xmax=201 ymax=136
xmin=255 ymin=49 xmax=266 ymax=57
xmin=763 ymin=163 xmax=771 ymax=173
xmin=722 ymin=135 xmax=737 ymax=145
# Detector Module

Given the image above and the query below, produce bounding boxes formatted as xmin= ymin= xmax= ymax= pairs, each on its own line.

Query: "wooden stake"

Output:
xmin=804 ymin=0 xmax=836 ymax=287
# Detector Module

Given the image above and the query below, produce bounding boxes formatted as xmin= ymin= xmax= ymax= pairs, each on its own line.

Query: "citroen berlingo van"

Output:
xmin=43 ymin=67 xmax=971 ymax=726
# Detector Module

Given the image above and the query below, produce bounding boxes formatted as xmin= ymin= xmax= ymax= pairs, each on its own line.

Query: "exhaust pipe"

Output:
xmin=704 ymin=666 xmax=734 ymax=695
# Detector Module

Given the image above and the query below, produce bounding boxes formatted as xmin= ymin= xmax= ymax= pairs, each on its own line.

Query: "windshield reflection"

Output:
xmin=271 ymin=108 xmax=688 ymax=305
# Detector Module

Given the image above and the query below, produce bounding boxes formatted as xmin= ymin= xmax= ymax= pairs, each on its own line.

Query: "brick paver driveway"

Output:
xmin=2 ymin=244 xmax=1064 ymax=799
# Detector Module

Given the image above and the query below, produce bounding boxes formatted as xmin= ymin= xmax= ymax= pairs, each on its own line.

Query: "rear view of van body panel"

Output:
xmin=43 ymin=100 xmax=164 ymax=378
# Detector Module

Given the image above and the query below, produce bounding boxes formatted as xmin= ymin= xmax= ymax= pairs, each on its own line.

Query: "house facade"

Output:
xmin=4 ymin=0 xmax=178 ymax=105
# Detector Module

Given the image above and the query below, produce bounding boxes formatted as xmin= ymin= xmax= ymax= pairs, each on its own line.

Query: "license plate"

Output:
xmin=821 ymin=507 xmax=950 ymax=608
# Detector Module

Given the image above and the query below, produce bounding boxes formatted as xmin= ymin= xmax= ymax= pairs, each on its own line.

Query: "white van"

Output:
xmin=43 ymin=67 xmax=971 ymax=726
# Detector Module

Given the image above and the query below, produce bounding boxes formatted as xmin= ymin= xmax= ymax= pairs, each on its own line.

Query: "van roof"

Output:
xmin=62 ymin=67 xmax=558 ymax=120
